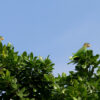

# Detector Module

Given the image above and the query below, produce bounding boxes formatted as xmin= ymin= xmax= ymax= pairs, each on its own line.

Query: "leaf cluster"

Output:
xmin=1 ymin=42 xmax=100 ymax=100
xmin=0 ymin=42 xmax=55 ymax=100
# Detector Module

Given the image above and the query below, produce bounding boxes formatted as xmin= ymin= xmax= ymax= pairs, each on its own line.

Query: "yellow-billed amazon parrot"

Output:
xmin=69 ymin=43 xmax=91 ymax=60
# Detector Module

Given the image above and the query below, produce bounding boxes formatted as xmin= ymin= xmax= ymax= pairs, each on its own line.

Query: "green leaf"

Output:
xmin=44 ymin=74 xmax=49 ymax=81
xmin=29 ymin=52 xmax=34 ymax=60
xmin=6 ymin=70 xmax=10 ymax=77
xmin=97 ymin=69 xmax=100 ymax=75
xmin=73 ymin=97 xmax=78 ymax=100
xmin=62 ymin=72 xmax=66 ymax=77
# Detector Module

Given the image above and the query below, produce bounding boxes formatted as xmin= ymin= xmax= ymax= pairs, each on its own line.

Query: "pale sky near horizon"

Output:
xmin=0 ymin=0 xmax=100 ymax=76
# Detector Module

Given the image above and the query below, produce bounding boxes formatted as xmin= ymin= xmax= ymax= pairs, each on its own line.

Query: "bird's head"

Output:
xmin=0 ymin=36 xmax=4 ymax=41
xmin=83 ymin=43 xmax=91 ymax=47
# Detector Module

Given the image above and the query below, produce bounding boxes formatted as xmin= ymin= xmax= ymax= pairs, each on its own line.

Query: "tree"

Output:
xmin=53 ymin=50 xmax=100 ymax=100
xmin=0 ymin=42 xmax=55 ymax=100
xmin=0 ymin=41 xmax=100 ymax=100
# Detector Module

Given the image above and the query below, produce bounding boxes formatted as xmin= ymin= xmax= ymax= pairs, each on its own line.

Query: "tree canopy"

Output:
xmin=0 ymin=42 xmax=100 ymax=100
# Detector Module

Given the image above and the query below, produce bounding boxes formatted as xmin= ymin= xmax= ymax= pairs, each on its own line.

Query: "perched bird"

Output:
xmin=69 ymin=43 xmax=91 ymax=60
xmin=0 ymin=36 xmax=4 ymax=41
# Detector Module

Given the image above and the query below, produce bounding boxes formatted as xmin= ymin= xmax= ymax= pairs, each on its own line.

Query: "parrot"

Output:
xmin=69 ymin=43 xmax=91 ymax=60
xmin=0 ymin=36 xmax=4 ymax=41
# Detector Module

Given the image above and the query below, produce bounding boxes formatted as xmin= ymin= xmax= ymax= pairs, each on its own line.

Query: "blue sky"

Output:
xmin=0 ymin=0 xmax=100 ymax=76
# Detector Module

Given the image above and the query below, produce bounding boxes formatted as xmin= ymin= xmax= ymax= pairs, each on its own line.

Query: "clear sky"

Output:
xmin=0 ymin=0 xmax=100 ymax=76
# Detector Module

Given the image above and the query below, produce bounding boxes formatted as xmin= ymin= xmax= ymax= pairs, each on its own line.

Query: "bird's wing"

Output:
xmin=74 ymin=47 xmax=86 ymax=56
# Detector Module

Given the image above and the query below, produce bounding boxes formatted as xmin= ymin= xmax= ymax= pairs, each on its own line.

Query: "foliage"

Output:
xmin=0 ymin=42 xmax=54 ymax=100
xmin=53 ymin=50 xmax=100 ymax=100
xmin=0 ymin=42 xmax=100 ymax=100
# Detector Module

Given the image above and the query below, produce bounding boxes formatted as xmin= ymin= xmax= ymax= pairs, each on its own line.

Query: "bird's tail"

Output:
xmin=69 ymin=56 xmax=78 ymax=60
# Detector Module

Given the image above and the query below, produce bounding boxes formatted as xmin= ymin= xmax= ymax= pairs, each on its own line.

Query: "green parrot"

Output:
xmin=69 ymin=43 xmax=91 ymax=60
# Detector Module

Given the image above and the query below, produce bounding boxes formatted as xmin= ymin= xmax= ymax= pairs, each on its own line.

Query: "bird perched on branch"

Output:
xmin=69 ymin=43 xmax=91 ymax=60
